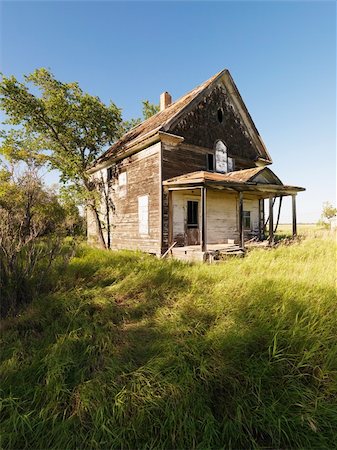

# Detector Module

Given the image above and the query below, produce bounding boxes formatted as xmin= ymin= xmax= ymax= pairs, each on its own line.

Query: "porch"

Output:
xmin=163 ymin=168 xmax=305 ymax=261
xmin=171 ymin=243 xmax=245 ymax=262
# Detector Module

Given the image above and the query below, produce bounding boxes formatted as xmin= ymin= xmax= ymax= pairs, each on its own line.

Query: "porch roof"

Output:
xmin=163 ymin=167 xmax=305 ymax=197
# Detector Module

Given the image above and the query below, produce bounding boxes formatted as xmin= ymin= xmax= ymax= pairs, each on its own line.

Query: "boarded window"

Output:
xmin=187 ymin=201 xmax=198 ymax=228
xmin=206 ymin=153 xmax=214 ymax=171
xmin=118 ymin=171 xmax=127 ymax=198
xmin=243 ymin=211 xmax=251 ymax=229
xmin=138 ymin=195 xmax=149 ymax=235
xmin=119 ymin=172 xmax=127 ymax=186
xmin=215 ymin=140 xmax=228 ymax=173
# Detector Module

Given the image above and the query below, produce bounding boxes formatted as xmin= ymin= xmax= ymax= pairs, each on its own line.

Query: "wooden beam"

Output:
xmin=274 ymin=195 xmax=283 ymax=233
xmin=238 ymin=192 xmax=244 ymax=248
xmin=292 ymin=194 xmax=297 ymax=237
xmin=201 ymin=187 xmax=207 ymax=252
xmin=258 ymin=198 xmax=265 ymax=240
xmin=161 ymin=241 xmax=177 ymax=259
xmin=168 ymin=190 xmax=173 ymax=246
xmin=269 ymin=196 xmax=274 ymax=245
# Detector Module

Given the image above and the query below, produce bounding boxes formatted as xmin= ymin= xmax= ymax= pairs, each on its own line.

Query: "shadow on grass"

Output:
xmin=1 ymin=250 xmax=336 ymax=449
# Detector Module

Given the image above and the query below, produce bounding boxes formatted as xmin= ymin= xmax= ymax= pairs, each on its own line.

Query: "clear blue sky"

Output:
xmin=1 ymin=1 xmax=336 ymax=223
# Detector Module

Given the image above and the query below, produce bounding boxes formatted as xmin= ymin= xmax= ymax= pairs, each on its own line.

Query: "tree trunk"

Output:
xmin=83 ymin=176 xmax=108 ymax=250
xmin=87 ymin=200 xmax=106 ymax=249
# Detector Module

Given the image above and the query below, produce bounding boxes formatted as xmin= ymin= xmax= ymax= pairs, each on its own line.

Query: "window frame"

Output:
xmin=187 ymin=200 xmax=199 ymax=229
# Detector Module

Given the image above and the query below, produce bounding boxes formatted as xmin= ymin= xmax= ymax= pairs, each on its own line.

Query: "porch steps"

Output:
xmin=207 ymin=246 xmax=245 ymax=262
xmin=171 ymin=244 xmax=245 ymax=262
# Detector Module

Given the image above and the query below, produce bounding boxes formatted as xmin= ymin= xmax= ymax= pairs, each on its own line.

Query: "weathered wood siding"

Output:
xmin=161 ymin=140 xmax=260 ymax=250
xmin=170 ymin=83 xmax=260 ymax=164
xmin=162 ymin=141 xmax=255 ymax=183
xmin=168 ymin=189 xmax=260 ymax=246
xmin=207 ymin=191 xmax=239 ymax=243
xmin=88 ymin=142 xmax=162 ymax=254
xmin=162 ymin=142 xmax=210 ymax=181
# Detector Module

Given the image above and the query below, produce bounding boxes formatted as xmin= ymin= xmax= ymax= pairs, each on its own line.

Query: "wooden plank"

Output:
xmin=292 ymin=194 xmax=297 ymax=236
xmin=274 ymin=195 xmax=283 ymax=233
xmin=238 ymin=192 xmax=244 ymax=248
xmin=269 ymin=196 xmax=274 ymax=244
xmin=201 ymin=187 xmax=207 ymax=252
xmin=161 ymin=241 xmax=177 ymax=259
xmin=258 ymin=198 xmax=265 ymax=240
xmin=168 ymin=190 xmax=173 ymax=246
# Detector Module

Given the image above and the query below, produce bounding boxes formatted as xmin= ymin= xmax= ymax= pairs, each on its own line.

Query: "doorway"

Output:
xmin=186 ymin=200 xmax=200 ymax=245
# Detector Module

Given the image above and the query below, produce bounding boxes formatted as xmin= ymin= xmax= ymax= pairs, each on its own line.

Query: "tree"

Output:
xmin=0 ymin=165 xmax=78 ymax=317
xmin=321 ymin=202 xmax=337 ymax=221
xmin=317 ymin=201 xmax=337 ymax=228
xmin=142 ymin=100 xmax=159 ymax=119
xmin=120 ymin=100 xmax=160 ymax=133
xmin=0 ymin=68 xmax=122 ymax=248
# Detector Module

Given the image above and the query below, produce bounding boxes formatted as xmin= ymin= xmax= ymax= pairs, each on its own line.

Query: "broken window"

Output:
xmin=243 ymin=211 xmax=251 ymax=229
xmin=207 ymin=153 xmax=214 ymax=171
xmin=107 ymin=166 xmax=114 ymax=182
xmin=187 ymin=201 xmax=198 ymax=228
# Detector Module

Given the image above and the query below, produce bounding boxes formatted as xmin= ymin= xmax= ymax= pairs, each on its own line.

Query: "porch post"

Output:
xmin=238 ymin=191 xmax=244 ymax=248
xmin=258 ymin=198 xmax=265 ymax=240
xmin=269 ymin=195 xmax=274 ymax=245
xmin=292 ymin=194 xmax=297 ymax=237
xmin=168 ymin=189 xmax=173 ymax=246
xmin=201 ymin=186 xmax=207 ymax=252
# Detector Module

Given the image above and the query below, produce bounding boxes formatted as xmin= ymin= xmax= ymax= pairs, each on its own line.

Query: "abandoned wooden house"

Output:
xmin=87 ymin=69 xmax=305 ymax=261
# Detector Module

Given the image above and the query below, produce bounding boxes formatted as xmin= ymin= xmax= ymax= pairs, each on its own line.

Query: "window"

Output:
xmin=107 ymin=166 xmax=114 ymax=182
xmin=187 ymin=201 xmax=198 ymax=228
xmin=215 ymin=140 xmax=228 ymax=173
xmin=217 ymin=108 xmax=223 ymax=123
xmin=227 ymin=157 xmax=235 ymax=172
xmin=207 ymin=153 xmax=214 ymax=171
xmin=138 ymin=195 xmax=149 ymax=235
xmin=243 ymin=211 xmax=251 ymax=229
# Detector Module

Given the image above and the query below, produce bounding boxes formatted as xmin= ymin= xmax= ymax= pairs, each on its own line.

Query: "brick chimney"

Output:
xmin=160 ymin=91 xmax=172 ymax=111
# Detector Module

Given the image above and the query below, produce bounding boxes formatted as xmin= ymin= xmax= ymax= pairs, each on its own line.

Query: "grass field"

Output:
xmin=1 ymin=228 xmax=336 ymax=449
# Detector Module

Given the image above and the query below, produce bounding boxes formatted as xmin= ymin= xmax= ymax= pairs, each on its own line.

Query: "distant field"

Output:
xmin=277 ymin=222 xmax=320 ymax=233
xmin=1 ymin=230 xmax=336 ymax=449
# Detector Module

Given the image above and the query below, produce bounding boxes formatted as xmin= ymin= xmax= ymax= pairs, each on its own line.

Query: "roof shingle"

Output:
xmin=96 ymin=71 xmax=223 ymax=164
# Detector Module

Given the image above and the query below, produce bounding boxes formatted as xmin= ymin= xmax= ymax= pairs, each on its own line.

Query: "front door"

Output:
xmin=186 ymin=200 xmax=200 ymax=245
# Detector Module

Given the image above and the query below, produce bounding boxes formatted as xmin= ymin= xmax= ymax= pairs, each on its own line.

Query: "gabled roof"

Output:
xmin=93 ymin=69 xmax=272 ymax=169
xmin=163 ymin=167 xmax=305 ymax=196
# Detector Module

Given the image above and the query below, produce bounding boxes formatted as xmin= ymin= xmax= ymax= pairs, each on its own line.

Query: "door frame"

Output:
xmin=185 ymin=197 xmax=200 ymax=245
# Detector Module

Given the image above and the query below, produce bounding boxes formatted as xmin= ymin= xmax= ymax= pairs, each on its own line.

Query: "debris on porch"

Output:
xmin=170 ymin=243 xmax=246 ymax=263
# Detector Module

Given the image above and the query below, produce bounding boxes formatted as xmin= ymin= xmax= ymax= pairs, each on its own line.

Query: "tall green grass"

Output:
xmin=1 ymin=231 xmax=336 ymax=449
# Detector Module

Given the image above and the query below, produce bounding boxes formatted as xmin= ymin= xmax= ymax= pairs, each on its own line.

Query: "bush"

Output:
xmin=0 ymin=168 xmax=81 ymax=317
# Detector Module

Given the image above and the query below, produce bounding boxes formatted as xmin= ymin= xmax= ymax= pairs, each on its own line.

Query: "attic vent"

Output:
xmin=217 ymin=108 xmax=223 ymax=123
